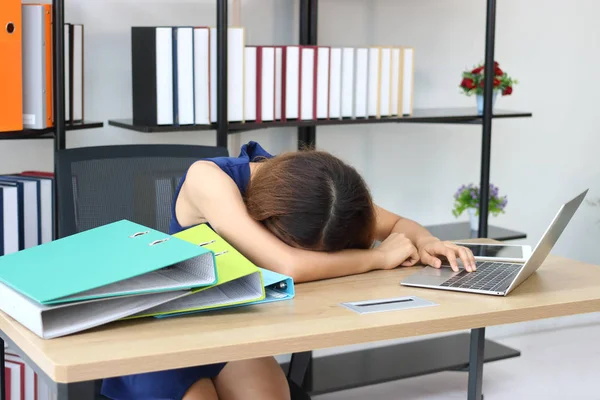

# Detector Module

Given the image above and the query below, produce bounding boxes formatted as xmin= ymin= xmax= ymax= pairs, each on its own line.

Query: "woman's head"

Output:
xmin=245 ymin=150 xmax=376 ymax=252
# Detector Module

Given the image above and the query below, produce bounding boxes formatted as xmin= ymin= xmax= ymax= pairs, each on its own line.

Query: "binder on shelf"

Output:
xmin=316 ymin=46 xmax=331 ymax=120
xmin=43 ymin=4 xmax=52 ymax=128
xmin=64 ymin=23 xmax=72 ymax=123
xmin=244 ymin=46 xmax=257 ymax=121
xmin=209 ymin=27 xmax=245 ymax=123
xmin=353 ymin=48 xmax=369 ymax=118
xmin=274 ymin=46 xmax=284 ymax=121
xmin=401 ymin=47 xmax=414 ymax=115
xmin=4 ymin=352 xmax=39 ymax=400
xmin=341 ymin=47 xmax=355 ymax=118
xmin=258 ymin=46 xmax=275 ymax=122
xmin=329 ymin=48 xmax=342 ymax=119
xmin=22 ymin=4 xmax=47 ymax=130
xmin=299 ymin=45 xmax=317 ymax=120
xmin=131 ymin=26 xmax=174 ymax=126
xmin=0 ymin=185 xmax=19 ymax=256
xmin=0 ymin=177 xmax=39 ymax=250
xmin=132 ymin=223 xmax=266 ymax=318
xmin=367 ymin=47 xmax=381 ymax=118
xmin=282 ymin=45 xmax=300 ymax=121
xmin=175 ymin=27 xmax=194 ymax=125
xmin=72 ymin=24 xmax=84 ymax=122
xmin=0 ymin=0 xmax=23 ymax=132
xmin=378 ymin=47 xmax=392 ymax=118
xmin=5 ymin=360 xmax=23 ymax=400
xmin=390 ymin=47 xmax=401 ymax=117
xmin=193 ymin=27 xmax=210 ymax=125
xmin=8 ymin=174 xmax=53 ymax=244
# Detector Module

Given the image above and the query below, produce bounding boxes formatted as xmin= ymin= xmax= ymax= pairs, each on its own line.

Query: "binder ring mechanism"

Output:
xmin=128 ymin=231 xmax=171 ymax=246
xmin=198 ymin=240 xmax=228 ymax=257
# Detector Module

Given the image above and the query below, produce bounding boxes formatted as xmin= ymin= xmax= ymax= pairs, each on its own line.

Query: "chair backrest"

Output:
xmin=55 ymin=144 xmax=228 ymax=237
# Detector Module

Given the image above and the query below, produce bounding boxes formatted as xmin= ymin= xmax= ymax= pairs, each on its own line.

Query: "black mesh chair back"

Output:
xmin=55 ymin=144 xmax=228 ymax=237
xmin=54 ymin=143 xmax=312 ymax=400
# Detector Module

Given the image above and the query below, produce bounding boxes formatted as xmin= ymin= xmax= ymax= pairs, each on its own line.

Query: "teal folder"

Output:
xmin=155 ymin=267 xmax=295 ymax=318
xmin=0 ymin=219 xmax=217 ymax=305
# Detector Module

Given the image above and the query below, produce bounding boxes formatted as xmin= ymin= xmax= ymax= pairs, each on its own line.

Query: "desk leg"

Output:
xmin=1 ymin=337 xmax=5 ymax=400
xmin=288 ymin=351 xmax=312 ymax=387
xmin=467 ymin=328 xmax=485 ymax=400
xmin=56 ymin=382 xmax=95 ymax=400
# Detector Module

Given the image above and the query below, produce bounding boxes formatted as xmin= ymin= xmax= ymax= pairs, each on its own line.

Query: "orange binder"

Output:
xmin=43 ymin=4 xmax=53 ymax=127
xmin=0 ymin=0 xmax=23 ymax=132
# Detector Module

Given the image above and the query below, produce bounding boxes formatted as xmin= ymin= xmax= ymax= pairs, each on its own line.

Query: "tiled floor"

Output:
xmin=313 ymin=319 xmax=600 ymax=400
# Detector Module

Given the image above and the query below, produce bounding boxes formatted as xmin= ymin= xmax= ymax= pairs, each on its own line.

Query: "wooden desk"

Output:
xmin=2 ymin=253 xmax=600 ymax=399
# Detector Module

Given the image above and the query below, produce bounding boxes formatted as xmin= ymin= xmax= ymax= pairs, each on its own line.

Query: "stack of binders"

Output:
xmin=3 ymin=342 xmax=52 ymax=400
xmin=245 ymin=45 xmax=415 ymax=122
xmin=0 ymin=0 xmax=85 ymax=132
xmin=130 ymin=25 xmax=414 ymax=127
xmin=0 ymin=171 xmax=54 ymax=256
xmin=0 ymin=220 xmax=294 ymax=339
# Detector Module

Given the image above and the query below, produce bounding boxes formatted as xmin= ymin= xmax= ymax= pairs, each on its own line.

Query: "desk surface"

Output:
xmin=2 ymin=253 xmax=600 ymax=383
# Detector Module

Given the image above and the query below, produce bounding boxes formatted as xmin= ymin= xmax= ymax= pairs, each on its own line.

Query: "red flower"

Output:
xmin=494 ymin=61 xmax=499 ymax=67
xmin=493 ymin=78 xmax=501 ymax=87
xmin=461 ymin=78 xmax=476 ymax=89
xmin=503 ymin=86 xmax=513 ymax=95
xmin=480 ymin=81 xmax=484 ymax=87
xmin=495 ymin=67 xmax=503 ymax=76
xmin=472 ymin=66 xmax=484 ymax=74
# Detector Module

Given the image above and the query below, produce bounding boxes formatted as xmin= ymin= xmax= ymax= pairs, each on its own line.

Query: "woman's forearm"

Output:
xmin=287 ymin=248 xmax=382 ymax=283
xmin=391 ymin=217 xmax=437 ymax=246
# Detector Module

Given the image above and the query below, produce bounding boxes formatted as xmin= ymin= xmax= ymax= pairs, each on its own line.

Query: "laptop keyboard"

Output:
xmin=439 ymin=261 xmax=521 ymax=292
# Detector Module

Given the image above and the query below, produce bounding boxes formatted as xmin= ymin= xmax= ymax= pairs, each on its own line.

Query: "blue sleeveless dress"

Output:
xmin=101 ymin=141 xmax=274 ymax=400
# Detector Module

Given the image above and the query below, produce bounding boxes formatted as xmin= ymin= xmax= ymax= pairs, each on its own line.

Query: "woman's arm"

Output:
xmin=178 ymin=162 xmax=415 ymax=282
xmin=373 ymin=205 xmax=477 ymax=272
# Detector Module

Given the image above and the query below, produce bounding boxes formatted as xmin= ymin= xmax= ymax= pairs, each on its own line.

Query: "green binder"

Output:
xmin=130 ymin=224 xmax=265 ymax=318
xmin=0 ymin=220 xmax=217 ymax=305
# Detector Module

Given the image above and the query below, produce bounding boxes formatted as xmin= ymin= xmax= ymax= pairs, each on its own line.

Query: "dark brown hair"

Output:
xmin=244 ymin=150 xmax=376 ymax=252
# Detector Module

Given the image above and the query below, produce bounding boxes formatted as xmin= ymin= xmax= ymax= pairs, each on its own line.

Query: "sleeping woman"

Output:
xmin=101 ymin=141 xmax=475 ymax=400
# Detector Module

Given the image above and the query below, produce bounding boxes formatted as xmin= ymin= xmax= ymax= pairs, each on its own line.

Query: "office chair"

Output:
xmin=55 ymin=144 xmax=311 ymax=400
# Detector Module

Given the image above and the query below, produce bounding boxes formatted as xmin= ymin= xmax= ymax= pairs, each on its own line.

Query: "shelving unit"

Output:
xmin=0 ymin=0 xmax=104 ymax=239
xmin=106 ymin=2 xmax=530 ymax=396
xmin=1 ymin=0 xmax=530 ymax=398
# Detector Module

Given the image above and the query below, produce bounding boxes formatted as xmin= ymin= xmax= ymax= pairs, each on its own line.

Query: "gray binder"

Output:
xmin=21 ymin=5 xmax=47 ymax=130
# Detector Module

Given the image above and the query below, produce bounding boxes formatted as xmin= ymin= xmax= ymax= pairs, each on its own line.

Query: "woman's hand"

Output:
xmin=416 ymin=237 xmax=477 ymax=272
xmin=374 ymin=232 xmax=420 ymax=270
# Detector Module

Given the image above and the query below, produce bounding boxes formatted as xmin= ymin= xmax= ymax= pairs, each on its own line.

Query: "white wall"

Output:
xmin=3 ymin=0 xmax=599 ymax=337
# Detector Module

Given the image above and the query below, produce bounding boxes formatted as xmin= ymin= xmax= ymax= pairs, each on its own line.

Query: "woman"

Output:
xmin=102 ymin=141 xmax=476 ymax=400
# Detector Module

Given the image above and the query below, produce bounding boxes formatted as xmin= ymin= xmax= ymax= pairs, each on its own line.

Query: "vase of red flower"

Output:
xmin=459 ymin=61 xmax=517 ymax=115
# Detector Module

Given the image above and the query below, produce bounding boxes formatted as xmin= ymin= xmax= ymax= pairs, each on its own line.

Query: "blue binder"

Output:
xmin=155 ymin=267 xmax=295 ymax=318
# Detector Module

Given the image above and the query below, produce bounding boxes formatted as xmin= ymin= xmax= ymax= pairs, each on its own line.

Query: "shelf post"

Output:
xmin=478 ymin=0 xmax=497 ymax=239
xmin=53 ymin=0 xmax=66 ymax=240
xmin=297 ymin=0 xmax=317 ymax=150
xmin=216 ymin=0 xmax=228 ymax=148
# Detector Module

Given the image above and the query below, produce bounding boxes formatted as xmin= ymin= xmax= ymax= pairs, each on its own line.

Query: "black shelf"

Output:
xmin=281 ymin=333 xmax=520 ymax=396
xmin=0 ymin=121 xmax=104 ymax=141
xmin=108 ymin=108 xmax=531 ymax=134
xmin=108 ymin=119 xmax=212 ymax=133
xmin=424 ymin=222 xmax=526 ymax=242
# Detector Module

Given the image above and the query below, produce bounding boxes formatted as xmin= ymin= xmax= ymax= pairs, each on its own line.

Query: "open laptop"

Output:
xmin=401 ymin=189 xmax=588 ymax=296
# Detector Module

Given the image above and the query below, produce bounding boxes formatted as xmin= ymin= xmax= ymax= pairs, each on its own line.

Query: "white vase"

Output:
xmin=468 ymin=208 xmax=479 ymax=231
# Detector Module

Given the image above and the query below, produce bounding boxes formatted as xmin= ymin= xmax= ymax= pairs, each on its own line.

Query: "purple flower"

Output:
xmin=471 ymin=191 xmax=477 ymax=200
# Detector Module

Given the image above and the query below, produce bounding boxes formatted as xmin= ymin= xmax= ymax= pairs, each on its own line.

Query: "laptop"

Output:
xmin=401 ymin=189 xmax=588 ymax=296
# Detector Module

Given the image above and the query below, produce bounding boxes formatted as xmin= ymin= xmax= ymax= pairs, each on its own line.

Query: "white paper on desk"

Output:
xmin=135 ymin=271 xmax=263 ymax=316
xmin=0 ymin=281 xmax=189 ymax=339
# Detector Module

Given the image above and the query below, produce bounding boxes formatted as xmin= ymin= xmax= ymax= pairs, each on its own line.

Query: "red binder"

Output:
xmin=4 ymin=367 xmax=11 ymax=400
xmin=0 ymin=0 xmax=23 ymax=132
